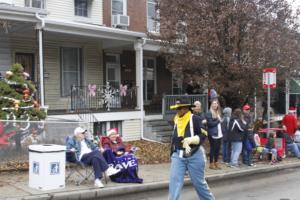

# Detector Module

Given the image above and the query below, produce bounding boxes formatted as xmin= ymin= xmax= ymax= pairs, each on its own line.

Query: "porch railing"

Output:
xmin=70 ymin=83 xmax=137 ymax=112
xmin=162 ymin=94 xmax=208 ymax=121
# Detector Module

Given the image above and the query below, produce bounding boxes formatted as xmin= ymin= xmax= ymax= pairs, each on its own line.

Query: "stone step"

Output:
xmin=146 ymin=120 xmax=171 ymax=126
xmin=155 ymin=130 xmax=172 ymax=137
xmin=151 ymin=126 xmax=173 ymax=132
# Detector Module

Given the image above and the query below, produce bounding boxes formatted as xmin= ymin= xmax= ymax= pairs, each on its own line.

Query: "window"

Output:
xmin=75 ymin=0 xmax=89 ymax=17
xmin=24 ymin=0 xmax=45 ymax=9
xmin=147 ymin=0 xmax=160 ymax=32
xmin=172 ymin=73 xmax=183 ymax=94
xmin=112 ymin=0 xmax=127 ymax=15
xmin=60 ymin=47 xmax=82 ymax=97
xmin=176 ymin=20 xmax=188 ymax=44
xmin=94 ymin=121 xmax=123 ymax=136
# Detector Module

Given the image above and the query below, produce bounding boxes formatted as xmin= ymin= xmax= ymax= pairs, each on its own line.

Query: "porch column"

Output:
xmin=134 ymin=40 xmax=144 ymax=110
xmin=134 ymin=39 xmax=144 ymax=139
xmin=35 ymin=14 xmax=45 ymax=107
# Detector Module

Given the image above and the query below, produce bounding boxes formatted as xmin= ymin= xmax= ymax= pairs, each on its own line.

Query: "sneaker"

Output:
xmin=106 ymin=166 xmax=121 ymax=176
xmin=94 ymin=179 xmax=104 ymax=188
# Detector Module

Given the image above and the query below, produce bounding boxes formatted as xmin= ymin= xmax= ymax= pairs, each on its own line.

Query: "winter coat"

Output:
xmin=228 ymin=118 xmax=246 ymax=142
xmin=206 ymin=111 xmax=221 ymax=137
xmin=66 ymin=136 xmax=97 ymax=161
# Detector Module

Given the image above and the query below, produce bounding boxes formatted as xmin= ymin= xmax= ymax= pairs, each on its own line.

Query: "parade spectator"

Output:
xmin=228 ymin=108 xmax=247 ymax=168
xmin=168 ymin=97 xmax=215 ymax=200
xmin=263 ymin=132 xmax=277 ymax=165
xmin=192 ymin=101 xmax=207 ymax=126
xmin=185 ymin=80 xmax=194 ymax=95
xmin=66 ymin=127 xmax=120 ymax=188
xmin=221 ymin=107 xmax=232 ymax=164
xmin=282 ymin=107 xmax=298 ymax=137
xmin=206 ymin=99 xmax=223 ymax=170
xmin=101 ymin=128 xmax=143 ymax=183
xmin=283 ymin=132 xmax=300 ymax=159
xmin=242 ymin=104 xmax=256 ymax=166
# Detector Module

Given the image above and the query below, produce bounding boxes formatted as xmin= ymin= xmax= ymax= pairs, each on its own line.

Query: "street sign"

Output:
xmin=263 ymin=68 xmax=276 ymax=89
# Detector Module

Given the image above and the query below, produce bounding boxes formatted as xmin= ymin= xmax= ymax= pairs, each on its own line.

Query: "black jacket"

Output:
xmin=171 ymin=114 xmax=207 ymax=157
xmin=228 ymin=118 xmax=246 ymax=142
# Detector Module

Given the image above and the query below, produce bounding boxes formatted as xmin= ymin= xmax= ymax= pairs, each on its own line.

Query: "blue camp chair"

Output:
xmin=65 ymin=136 xmax=107 ymax=185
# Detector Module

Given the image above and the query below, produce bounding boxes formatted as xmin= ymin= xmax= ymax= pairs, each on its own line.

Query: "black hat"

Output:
xmin=170 ymin=97 xmax=195 ymax=110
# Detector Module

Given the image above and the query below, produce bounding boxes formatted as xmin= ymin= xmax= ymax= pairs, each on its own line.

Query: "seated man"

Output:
xmin=66 ymin=127 xmax=120 ymax=188
xmin=283 ymin=132 xmax=300 ymax=159
xmin=101 ymin=128 xmax=143 ymax=183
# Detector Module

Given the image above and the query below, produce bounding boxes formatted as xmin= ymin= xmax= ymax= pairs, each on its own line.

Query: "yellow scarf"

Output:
xmin=174 ymin=111 xmax=191 ymax=137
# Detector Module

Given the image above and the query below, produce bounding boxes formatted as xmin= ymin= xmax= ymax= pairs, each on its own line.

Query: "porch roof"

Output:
xmin=0 ymin=5 xmax=146 ymax=42
xmin=0 ymin=4 xmax=47 ymax=22
xmin=44 ymin=19 xmax=146 ymax=42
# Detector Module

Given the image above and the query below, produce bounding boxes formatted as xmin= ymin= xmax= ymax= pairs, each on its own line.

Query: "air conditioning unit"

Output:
xmin=0 ymin=0 xmax=13 ymax=4
xmin=112 ymin=15 xmax=130 ymax=27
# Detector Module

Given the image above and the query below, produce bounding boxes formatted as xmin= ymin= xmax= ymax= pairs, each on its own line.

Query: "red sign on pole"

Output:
xmin=263 ymin=68 xmax=276 ymax=89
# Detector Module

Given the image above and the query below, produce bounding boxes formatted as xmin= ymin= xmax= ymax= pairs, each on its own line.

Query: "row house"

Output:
xmin=0 ymin=0 xmax=201 ymax=141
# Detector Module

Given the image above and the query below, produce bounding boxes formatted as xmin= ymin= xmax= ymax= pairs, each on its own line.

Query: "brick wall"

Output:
xmin=103 ymin=0 xmax=147 ymax=32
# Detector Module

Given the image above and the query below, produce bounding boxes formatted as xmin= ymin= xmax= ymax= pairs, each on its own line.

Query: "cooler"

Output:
xmin=28 ymin=144 xmax=66 ymax=190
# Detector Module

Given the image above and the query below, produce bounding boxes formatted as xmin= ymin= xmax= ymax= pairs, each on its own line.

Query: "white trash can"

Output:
xmin=29 ymin=144 xmax=66 ymax=190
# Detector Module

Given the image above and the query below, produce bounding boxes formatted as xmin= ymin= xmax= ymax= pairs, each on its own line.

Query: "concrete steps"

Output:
xmin=144 ymin=118 xmax=173 ymax=143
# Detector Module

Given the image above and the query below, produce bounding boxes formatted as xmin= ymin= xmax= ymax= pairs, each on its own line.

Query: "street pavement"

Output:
xmin=1 ymin=158 xmax=300 ymax=200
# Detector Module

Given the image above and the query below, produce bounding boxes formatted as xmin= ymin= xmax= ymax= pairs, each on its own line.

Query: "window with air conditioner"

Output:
xmin=75 ymin=0 xmax=90 ymax=17
xmin=112 ymin=0 xmax=129 ymax=27
xmin=147 ymin=0 xmax=160 ymax=32
xmin=24 ymin=0 xmax=45 ymax=9
xmin=112 ymin=0 xmax=127 ymax=15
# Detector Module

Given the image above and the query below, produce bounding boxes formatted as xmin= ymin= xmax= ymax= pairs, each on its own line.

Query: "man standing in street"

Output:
xmin=168 ymin=97 xmax=215 ymax=200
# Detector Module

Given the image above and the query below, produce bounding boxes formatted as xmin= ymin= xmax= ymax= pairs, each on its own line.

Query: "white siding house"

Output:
xmin=0 ymin=0 xmax=146 ymax=141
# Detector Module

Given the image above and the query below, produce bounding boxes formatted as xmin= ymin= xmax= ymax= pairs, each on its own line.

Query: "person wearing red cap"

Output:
xmin=282 ymin=107 xmax=298 ymax=136
xmin=242 ymin=104 xmax=256 ymax=166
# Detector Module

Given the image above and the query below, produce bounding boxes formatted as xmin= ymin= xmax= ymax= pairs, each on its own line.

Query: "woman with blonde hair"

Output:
xmin=206 ymin=99 xmax=223 ymax=169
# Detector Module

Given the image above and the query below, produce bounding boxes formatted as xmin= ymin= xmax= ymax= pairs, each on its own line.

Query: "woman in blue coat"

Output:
xmin=206 ymin=99 xmax=223 ymax=169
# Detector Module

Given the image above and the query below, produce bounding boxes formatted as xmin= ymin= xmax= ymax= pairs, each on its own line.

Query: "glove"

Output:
xmin=201 ymin=128 xmax=207 ymax=136
xmin=182 ymin=136 xmax=200 ymax=154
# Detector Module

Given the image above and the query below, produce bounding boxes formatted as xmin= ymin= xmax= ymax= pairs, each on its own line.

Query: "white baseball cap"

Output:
xmin=74 ymin=127 xmax=87 ymax=136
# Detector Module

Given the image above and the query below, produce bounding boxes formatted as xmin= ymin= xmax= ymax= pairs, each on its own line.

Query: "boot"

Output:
xmin=214 ymin=162 xmax=222 ymax=170
xmin=209 ymin=163 xmax=216 ymax=170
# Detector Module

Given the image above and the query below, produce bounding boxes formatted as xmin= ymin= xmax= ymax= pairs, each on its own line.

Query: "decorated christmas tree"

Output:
xmin=0 ymin=64 xmax=46 ymax=150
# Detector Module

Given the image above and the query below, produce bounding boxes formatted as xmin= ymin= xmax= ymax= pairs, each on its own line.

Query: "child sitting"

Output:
xmin=263 ymin=132 xmax=277 ymax=164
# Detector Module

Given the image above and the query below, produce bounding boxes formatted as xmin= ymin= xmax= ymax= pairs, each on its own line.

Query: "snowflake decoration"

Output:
xmin=100 ymin=82 xmax=119 ymax=111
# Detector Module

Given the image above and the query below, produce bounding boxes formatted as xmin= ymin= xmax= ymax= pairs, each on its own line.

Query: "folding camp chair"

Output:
xmin=65 ymin=136 xmax=108 ymax=186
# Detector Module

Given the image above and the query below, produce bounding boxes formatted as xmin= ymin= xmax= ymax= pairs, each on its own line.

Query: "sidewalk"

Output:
xmin=1 ymin=158 xmax=300 ymax=200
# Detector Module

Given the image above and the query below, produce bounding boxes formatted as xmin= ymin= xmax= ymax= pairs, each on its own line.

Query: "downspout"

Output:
xmin=35 ymin=13 xmax=45 ymax=107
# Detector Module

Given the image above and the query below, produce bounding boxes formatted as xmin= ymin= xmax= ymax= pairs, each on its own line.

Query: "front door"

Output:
xmin=15 ymin=53 xmax=34 ymax=81
xmin=106 ymin=54 xmax=120 ymax=89
xmin=143 ymin=57 xmax=156 ymax=104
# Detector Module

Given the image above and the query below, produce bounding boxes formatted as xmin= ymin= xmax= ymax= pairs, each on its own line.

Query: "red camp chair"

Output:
xmin=258 ymin=128 xmax=286 ymax=158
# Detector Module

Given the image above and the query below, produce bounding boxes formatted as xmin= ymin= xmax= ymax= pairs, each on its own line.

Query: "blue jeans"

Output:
xmin=81 ymin=150 xmax=108 ymax=179
xmin=168 ymin=147 xmax=215 ymax=200
xmin=230 ymin=142 xmax=242 ymax=166
xmin=222 ymin=141 xmax=231 ymax=163
xmin=286 ymin=143 xmax=300 ymax=158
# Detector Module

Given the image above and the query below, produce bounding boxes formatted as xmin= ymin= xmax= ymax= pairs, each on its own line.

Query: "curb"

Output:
xmin=20 ymin=161 xmax=300 ymax=200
